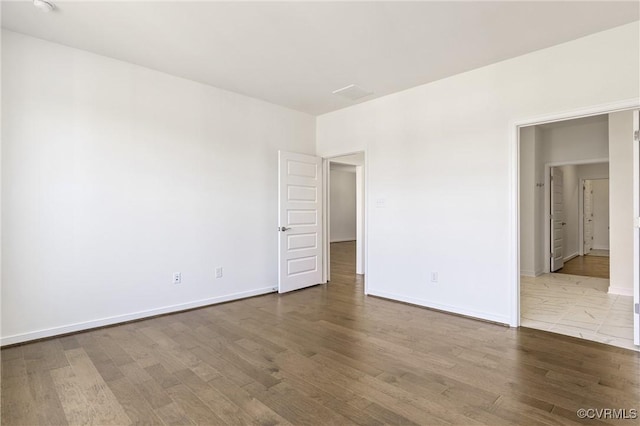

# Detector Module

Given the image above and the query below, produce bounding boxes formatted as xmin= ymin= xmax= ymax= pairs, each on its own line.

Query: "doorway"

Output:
xmin=517 ymin=111 xmax=639 ymax=350
xmin=548 ymin=165 xmax=610 ymax=280
xmin=324 ymin=152 xmax=365 ymax=288
xmin=553 ymin=177 xmax=611 ymax=280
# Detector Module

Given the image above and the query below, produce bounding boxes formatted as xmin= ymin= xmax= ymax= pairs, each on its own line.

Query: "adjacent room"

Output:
xmin=328 ymin=152 xmax=365 ymax=283
xmin=519 ymin=113 xmax=636 ymax=350
xmin=2 ymin=1 xmax=639 ymax=425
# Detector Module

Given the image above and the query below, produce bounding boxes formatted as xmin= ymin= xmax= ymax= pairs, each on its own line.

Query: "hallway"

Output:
xmin=555 ymin=254 xmax=609 ymax=279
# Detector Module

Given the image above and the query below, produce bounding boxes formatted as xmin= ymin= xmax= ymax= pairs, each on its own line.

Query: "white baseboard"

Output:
xmin=592 ymin=245 xmax=610 ymax=250
xmin=564 ymin=252 xmax=579 ymax=262
xmin=1 ymin=287 xmax=276 ymax=346
xmin=608 ymin=286 xmax=634 ymax=297
xmin=330 ymin=238 xmax=356 ymax=243
xmin=367 ymin=289 xmax=511 ymax=326
xmin=521 ymin=269 xmax=544 ymax=277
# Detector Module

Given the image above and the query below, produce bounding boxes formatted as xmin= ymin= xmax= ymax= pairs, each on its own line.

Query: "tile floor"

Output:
xmin=521 ymin=273 xmax=638 ymax=351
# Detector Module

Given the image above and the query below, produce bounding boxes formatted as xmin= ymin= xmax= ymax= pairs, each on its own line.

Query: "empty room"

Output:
xmin=2 ymin=1 xmax=640 ymax=425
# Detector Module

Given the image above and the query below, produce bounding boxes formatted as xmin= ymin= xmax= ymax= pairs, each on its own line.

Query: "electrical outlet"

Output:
xmin=430 ymin=272 xmax=438 ymax=283
xmin=215 ymin=267 xmax=223 ymax=279
xmin=173 ymin=272 xmax=182 ymax=284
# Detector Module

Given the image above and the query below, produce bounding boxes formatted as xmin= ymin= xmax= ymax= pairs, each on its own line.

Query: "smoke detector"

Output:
xmin=33 ymin=0 xmax=55 ymax=13
xmin=332 ymin=84 xmax=373 ymax=101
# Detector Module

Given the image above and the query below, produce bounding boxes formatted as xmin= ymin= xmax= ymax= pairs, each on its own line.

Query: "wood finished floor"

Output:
xmin=2 ymin=241 xmax=639 ymax=425
xmin=556 ymin=255 xmax=610 ymax=279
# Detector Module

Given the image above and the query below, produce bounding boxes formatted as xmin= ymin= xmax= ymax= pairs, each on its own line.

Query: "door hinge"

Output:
xmin=634 ymin=130 xmax=639 ymax=141
xmin=635 ymin=303 xmax=640 ymax=315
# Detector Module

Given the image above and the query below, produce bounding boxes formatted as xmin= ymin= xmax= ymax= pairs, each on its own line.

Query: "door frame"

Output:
xmin=509 ymin=98 xmax=639 ymax=327
xmin=321 ymin=150 xmax=368 ymax=294
xmin=579 ymin=178 xmax=592 ymax=257
xmin=543 ymin=159 xmax=608 ymax=274
xmin=633 ymin=109 xmax=640 ymax=346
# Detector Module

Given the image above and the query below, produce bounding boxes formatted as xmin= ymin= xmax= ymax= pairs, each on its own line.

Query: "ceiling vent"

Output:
xmin=332 ymin=84 xmax=373 ymax=101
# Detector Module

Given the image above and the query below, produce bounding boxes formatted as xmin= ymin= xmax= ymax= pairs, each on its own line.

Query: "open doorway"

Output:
xmin=324 ymin=152 xmax=365 ymax=290
xmin=549 ymin=164 xmax=610 ymax=280
xmin=518 ymin=112 xmax=638 ymax=351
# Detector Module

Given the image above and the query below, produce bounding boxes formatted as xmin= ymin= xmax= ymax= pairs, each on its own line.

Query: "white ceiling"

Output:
xmin=2 ymin=1 xmax=638 ymax=115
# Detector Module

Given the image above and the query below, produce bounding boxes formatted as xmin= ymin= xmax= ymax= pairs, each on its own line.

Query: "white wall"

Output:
xmin=540 ymin=116 xmax=609 ymax=163
xmin=1 ymin=31 xmax=316 ymax=344
xmin=609 ymin=110 xmax=635 ymax=296
xmin=590 ymin=179 xmax=610 ymax=250
xmin=519 ymin=127 xmax=537 ymax=276
xmin=330 ymin=168 xmax=357 ymax=242
xmin=577 ymin=163 xmax=609 ymax=181
xmin=316 ymin=22 xmax=639 ymax=324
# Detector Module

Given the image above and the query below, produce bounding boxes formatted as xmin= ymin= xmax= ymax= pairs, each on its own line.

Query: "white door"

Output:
xmin=550 ymin=168 xmax=565 ymax=271
xmin=278 ymin=151 xmax=323 ymax=293
xmin=583 ymin=180 xmax=594 ymax=254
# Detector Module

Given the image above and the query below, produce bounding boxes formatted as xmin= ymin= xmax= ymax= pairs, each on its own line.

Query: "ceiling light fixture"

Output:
xmin=33 ymin=0 xmax=55 ymax=13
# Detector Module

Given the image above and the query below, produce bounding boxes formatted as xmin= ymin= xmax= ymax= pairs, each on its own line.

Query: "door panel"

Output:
xmin=551 ymin=168 xmax=565 ymax=271
xmin=278 ymin=151 xmax=323 ymax=293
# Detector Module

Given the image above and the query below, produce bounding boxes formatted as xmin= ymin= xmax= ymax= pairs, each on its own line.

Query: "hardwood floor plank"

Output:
xmin=243 ymin=381 xmax=352 ymax=426
xmin=144 ymin=363 xmax=181 ymax=390
xmin=1 ymin=358 xmax=40 ymax=426
xmin=556 ymin=255 xmax=609 ymax=279
xmin=26 ymin=369 xmax=69 ymax=426
xmin=153 ymin=401 xmax=195 ymax=426
xmin=63 ymin=348 xmax=132 ymax=425
xmin=164 ymin=383 xmax=225 ymax=425
xmin=79 ymin=334 xmax=125 ymax=383
xmin=135 ymin=379 xmax=173 ymax=410
xmin=119 ymin=362 xmax=155 ymax=385
xmin=106 ymin=376 xmax=163 ymax=425
xmin=362 ymin=401 xmax=421 ymax=426
xmin=50 ymin=365 xmax=98 ymax=425
xmin=172 ymin=368 xmax=257 ymax=425
xmin=208 ymin=374 xmax=293 ymax=426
